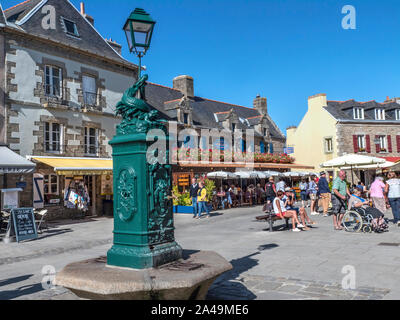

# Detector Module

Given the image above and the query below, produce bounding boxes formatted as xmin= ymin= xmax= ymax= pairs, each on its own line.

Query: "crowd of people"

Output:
xmin=188 ymin=170 xmax=400 ymax=230
xmin=270 ymin=170 xmax=399 ymax=232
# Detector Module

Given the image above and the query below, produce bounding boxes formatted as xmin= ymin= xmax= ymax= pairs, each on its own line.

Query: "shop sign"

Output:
xmin=178 ymin=174 xmax=190 ymax=187
xmin=1 ymin=188 xmax=22 ymax=210
xmin=101 ymin=174 xmax=113 ymax=195
xmin=16 ymin=182 xmax=27 ymax=189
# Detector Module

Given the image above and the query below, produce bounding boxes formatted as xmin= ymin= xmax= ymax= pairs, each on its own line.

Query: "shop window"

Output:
xmin=44 ymin=174 xmax=59 ymax=195
xmin=45 ymin=122 xmax=62 ymax=153
xmin=85 ymin=127 xmax=99 ymax=156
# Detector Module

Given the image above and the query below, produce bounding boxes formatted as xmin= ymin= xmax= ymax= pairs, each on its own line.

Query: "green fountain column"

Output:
xmin=107 ymin=75 xmax=182 ymax=269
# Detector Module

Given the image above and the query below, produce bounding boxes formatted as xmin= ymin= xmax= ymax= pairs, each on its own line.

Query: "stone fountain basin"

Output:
xmin=54 ymin=250 xmax=232 ymax=300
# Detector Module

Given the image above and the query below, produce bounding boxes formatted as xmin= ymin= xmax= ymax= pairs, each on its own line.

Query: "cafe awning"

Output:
xmin=28 ymin=156 xmax=113 ymax=176
xmin=0 ymin=146 xmax=36 ymax=174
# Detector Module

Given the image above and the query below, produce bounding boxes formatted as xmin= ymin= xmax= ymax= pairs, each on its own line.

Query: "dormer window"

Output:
xmin=375 ymin=108 xmax=385 ymax=120
xmin=353 ymin=107 xmax=364 ymax=120
xmin=395 ymin=109 xmax=400 ymax=120
xmin=62 ymin=18 xmax=80 ymax=37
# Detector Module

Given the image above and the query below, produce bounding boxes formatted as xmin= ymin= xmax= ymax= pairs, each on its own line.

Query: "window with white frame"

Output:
xmin=82 ymin=75 xmax=97 ymax=107
xmin=378 ymin=135 xmax=387 ymax=152
xmin=45 ymin=65 xmax=62 ymax=97
xmin=324 ymin=138 xmax=333 ymax=153
xmin=353 ymin=107 xmax=364 ymax=120
xmin=44 ymin=122 xmax=62 ymax=153
xmin=395 ymin=109 xmax=400 ymax=120
xmin=375 ymin=108 xmax=386 ymax=120
xmin=357 ymin=135 xmax=366 ymax=152
xmin=43 ymin=174 xmax=59 ymax=195
xmin=84 ymin=127 xmax=99 ymax=156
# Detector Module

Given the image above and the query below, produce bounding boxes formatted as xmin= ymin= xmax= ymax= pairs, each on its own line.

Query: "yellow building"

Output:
xmin=286 ymin=94 xmax=338 ymax=178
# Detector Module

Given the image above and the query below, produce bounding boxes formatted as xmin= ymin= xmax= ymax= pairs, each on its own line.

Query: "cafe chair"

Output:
xmin=0 ymin=210 xmax=10 ymax=233
xmin=35 ymin=210 xmax=49 ymax=234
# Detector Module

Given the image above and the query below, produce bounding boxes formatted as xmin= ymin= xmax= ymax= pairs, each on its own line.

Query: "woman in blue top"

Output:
xmin=308 ymin=176 xmax=318 ymax=216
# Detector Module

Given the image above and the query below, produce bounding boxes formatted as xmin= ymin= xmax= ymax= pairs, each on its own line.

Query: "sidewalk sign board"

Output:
xmin=11 ymin=208 xmax=38 ymax=243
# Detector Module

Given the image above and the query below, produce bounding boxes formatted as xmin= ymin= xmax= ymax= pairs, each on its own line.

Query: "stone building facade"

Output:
xmin=287 ymin=93 xmax=400 ymax=183
xmin=0 ymin=0 xmax=287 ymax=218
xmin=0 ymin=0 xmax=137 ymax=218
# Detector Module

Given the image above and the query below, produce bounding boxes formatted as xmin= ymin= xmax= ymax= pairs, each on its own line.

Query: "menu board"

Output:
xmin=11 ymin=208 xmax=38 ymax=242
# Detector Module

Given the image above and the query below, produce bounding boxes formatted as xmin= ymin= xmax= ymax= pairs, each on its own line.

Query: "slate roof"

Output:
xmin=2 ymin=0 xmax=135 ymax=68
xmin=325 ymin=99 xmax=400 ymax=121
xmin=145 ymin=82 xmax=286 ymax=140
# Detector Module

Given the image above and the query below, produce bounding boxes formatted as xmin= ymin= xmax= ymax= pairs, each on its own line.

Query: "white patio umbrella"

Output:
xmin=321 ymin=154 xmax=385 ymax=168
xmin=283 ymin=172 xmax=302 ymax=177
xmin=207 ymin=171 xmax=239 ymax=179
xmin=341 ymin=161 xmax=395 ymax=170
xmin=263 ymin=171 xmax=282 ymax=177
xmin=321 ymin=154 xmax=386 ymax=184
xmin=207 ymin=171 xmax=239 ymax=192
xmin=236 ymin=171 xmax=257 ymax=179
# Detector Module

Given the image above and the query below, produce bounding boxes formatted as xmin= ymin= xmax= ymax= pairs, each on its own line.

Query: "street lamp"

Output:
xmin=123 ymin=8 xmax=156 ymax=78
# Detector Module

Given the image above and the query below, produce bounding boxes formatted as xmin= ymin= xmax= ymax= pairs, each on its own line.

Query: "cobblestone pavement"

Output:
xmin=0 ymin=205 xmax=399 ymax=300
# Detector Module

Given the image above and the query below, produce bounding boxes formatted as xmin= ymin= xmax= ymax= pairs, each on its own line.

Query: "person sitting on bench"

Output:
xmin=283 ymin=188 xmax=316 ymax=230
xmin=273 ymin=191 xmax=305 ymax=232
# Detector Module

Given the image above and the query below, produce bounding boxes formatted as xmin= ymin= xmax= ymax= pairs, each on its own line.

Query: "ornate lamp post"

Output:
xmin=123 ymin=8 xmax=156 ymax=79
xmin=106 ymin=8 xmax=182 ymax=269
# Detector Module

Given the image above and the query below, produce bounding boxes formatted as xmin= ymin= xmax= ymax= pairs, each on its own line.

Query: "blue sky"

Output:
xmin=2 ymin=0 xmax=400 ymax=134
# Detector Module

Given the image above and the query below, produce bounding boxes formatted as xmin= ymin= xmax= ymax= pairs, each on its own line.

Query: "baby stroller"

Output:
xmin=342 ymin=207 xmax=389 ymax=233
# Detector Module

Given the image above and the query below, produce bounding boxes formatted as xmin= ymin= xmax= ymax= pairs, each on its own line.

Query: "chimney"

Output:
xmin=80 ymin=2 xmax=94 ymax=26
xmin=173 ymin=75 xmax=194 ymax=98
xmin=253 ymin=95 xmax=267 ymax=115
xmin=106 ymin=38 xmax=122 ymax=55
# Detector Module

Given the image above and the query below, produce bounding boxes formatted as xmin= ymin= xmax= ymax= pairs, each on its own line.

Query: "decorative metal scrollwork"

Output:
xmin=117 ymin=167 xmax=137 ymax=222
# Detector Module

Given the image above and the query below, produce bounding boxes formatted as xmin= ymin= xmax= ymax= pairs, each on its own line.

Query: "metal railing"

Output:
xmin=43 ymin=84 xmax=68 ymax=104
xmin=82 ymin=92 xmax=101 ymax=110
xmin=40 ymin=144 xmax=106 ymax=157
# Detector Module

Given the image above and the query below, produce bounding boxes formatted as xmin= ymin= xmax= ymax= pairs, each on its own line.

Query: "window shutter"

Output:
xmin=353 ymin=135 xmax=359 ymax=153
xmin=397 ymin=136 xmax=400 ymax=153
xmin=375 ymin=135 xmax=381 ymax=153
xmin=366 ymin=135 xmax=371 ymax=153
xmin=388 ymin=135 xmax=393 ymax=153
xmin=260 ymin=141 xmax=265 ymax=154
